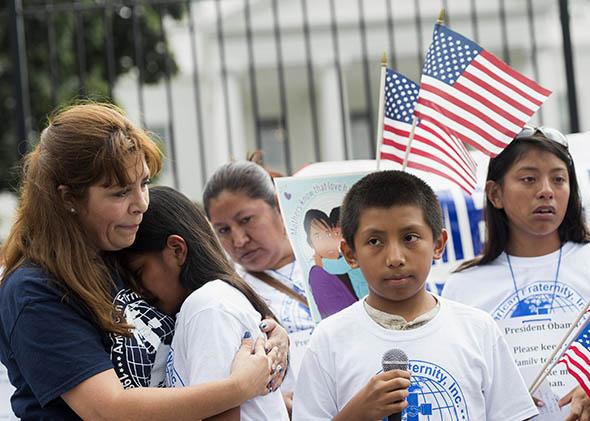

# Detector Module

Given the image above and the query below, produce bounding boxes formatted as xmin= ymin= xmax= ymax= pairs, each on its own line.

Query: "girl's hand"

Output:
xmin=230 ymin=334 xmax=272 ymax=401
xmin=259 ymin=318 xmax=289 ymax=391
xmin=560 ymin=385 xmax=590 ymax=421
xmin=532 ymin=395 xmax=544 ymax=408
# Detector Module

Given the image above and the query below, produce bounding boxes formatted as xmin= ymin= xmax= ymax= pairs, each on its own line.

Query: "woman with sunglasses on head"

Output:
xmin=442 ymin=126 xmax=590 ymax=419
xmin=0 ymin=103 xmax=287 ymax=420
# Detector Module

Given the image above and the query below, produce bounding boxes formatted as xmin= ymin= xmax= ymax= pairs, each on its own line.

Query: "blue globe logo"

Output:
xmin=511 ymin=294 xmax=578 ymax=317
xmin=399 ymin=361 xmax=469 ymax=421
xmin=492 ymin=281 xmax=585 ymax=319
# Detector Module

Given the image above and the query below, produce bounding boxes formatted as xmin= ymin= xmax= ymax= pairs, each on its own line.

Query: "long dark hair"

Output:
xmin=457 ymin=133 xmax=590 ymax=271
xmin=125 ymin=186 xmax=275 ymax=319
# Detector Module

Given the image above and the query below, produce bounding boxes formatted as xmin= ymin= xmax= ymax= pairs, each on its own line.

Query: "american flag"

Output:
xmin=414 ymin=24 xmax=552 ymax=157
xmin=381 ymin=68 xmax=477 ymax=194
xmin=558 ymin=317 xmax=590 ymax=395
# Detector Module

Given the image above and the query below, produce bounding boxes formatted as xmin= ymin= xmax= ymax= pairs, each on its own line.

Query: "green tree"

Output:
xmin=0 ymin=0 xmax=183 ymax=191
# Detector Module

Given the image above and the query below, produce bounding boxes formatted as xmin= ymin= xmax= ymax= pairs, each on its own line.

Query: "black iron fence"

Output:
xmin=0 ymin=0 xmax=583 ymax=192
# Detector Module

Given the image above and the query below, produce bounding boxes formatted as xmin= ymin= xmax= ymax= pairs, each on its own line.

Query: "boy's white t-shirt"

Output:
xmin=166 ymin=280 xmax=289 ymax=421
xmin=293 ymin=297 xmax=538 ymax=421
xmin=442 ymin=242 xmax=590 ymax=320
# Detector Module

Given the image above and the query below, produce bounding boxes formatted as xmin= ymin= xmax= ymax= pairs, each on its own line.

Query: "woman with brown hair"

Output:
xmin=0 ymin=103 xmax=287 ymax=420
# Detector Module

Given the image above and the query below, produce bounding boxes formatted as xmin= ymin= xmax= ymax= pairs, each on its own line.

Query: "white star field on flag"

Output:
xmin=414 ymin=24 xmax=551 ymax=157
xmin=422 ymin=28 xmax=482 ymax=84
xmin=380 ymin=68 xmax=477 ymax=194
xmin=384 ymin=72 xmax=420 ymax=124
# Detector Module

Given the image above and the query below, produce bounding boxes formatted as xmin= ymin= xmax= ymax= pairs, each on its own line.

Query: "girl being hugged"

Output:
xmin=123 ymin=186 xmax=289 ymax=421
xmin=442 ymin=126 xmax=590 ymax=415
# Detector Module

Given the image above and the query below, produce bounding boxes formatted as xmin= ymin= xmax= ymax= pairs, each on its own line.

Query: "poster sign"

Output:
xmin=276 ymin=172 xmax=370 ymax=322
xmin=496 ymin=312 xmax=586 ymax=417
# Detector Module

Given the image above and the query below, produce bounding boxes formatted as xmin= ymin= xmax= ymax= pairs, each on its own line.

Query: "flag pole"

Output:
xmin=401 ymin=118 xmax=417 ymax=171
xmin=529 ymin=301 xmax=590 ymax=394
xmin=375 ymin=53 xmax=388 ymax=171
xmin=402 ymin=9 xmax=444 ymax=172
xmin=437 ymin=8 xmax=445 ymax=26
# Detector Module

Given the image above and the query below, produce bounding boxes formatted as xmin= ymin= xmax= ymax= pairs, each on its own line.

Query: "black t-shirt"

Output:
xmin=0 ymin=264 xmax=174 ymax=420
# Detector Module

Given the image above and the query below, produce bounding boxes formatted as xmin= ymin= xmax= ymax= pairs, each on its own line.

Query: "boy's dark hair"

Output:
xmin=303 ymin=209 xmax=331 ymax=247
xmin=124 ymin=186 xmax=275 ymax=320
xmin=341 ymin=171 xmax=443 ymax=250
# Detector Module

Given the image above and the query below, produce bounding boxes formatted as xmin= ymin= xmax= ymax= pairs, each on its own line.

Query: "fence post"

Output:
xmin=558 ymin=0 xmax=579 ymax=133
xmin=8 ymin=0 xmax=31 ymax=156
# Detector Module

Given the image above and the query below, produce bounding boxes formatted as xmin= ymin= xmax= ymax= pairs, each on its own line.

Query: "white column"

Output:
xmin=319 ymin=65 xmax=350 ymax=161
xmin=207 ymin=71 xmax=246 ymax=173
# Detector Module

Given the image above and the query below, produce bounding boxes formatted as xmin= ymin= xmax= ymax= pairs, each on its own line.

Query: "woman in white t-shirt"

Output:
xmin=123 ymin=186 xmax=289 ymax=421
xmin=442 ymin=126 xmax=590 ymax=417
xmin=203 ymin=160 xmax=316 ymax=410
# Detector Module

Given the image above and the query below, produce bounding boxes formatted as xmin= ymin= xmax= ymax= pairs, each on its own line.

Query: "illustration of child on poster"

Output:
xmin=303 ymin=206 xmax=369 ymax=318
xmin=275 ymin=172 xmax=370 ymax=322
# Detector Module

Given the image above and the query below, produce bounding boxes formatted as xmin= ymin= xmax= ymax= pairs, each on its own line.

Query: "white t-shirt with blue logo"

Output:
xmin=293 ymin=297 xmax=538 ymax=421
xmin=166 ymin=279 xmax=289 ymax=421
xmin=442 ymin=242 xmax=590 ymax=320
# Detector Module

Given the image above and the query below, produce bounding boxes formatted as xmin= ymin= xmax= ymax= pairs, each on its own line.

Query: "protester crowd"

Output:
xmin=1 ymin=17 xmax=590 ymax=418
xmin=0 ymin=100 xmax=586 ymax=421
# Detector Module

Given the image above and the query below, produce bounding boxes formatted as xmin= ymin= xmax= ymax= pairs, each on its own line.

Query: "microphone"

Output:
xmin=381 ymin=349 xmax=409 ymax=421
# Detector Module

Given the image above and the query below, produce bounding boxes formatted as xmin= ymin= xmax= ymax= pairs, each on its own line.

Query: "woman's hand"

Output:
xmin=259 ymin=318 xmax=289 ymax=391
xmin=229 ymin=334 xmax=272 ymax=401
xmin=560 ymin=385 xmax=590 ymax=421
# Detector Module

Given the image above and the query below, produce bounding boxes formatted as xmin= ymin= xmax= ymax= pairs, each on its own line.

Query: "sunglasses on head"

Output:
xmin=515 ymin=125 xmax=569 ymax=149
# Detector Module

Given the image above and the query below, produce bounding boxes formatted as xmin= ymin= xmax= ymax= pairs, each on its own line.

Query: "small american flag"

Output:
xmin=381 ymin=68 xmax=477 ymax=194
xmin=414 ymin=24 xmax=552 ymax=157
xmin=558 ymin=317 xmax=590 ymax=395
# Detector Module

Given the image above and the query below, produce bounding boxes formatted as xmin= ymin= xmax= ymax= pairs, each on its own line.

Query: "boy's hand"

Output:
xmin=334 ymin=369 xmax=411 ymax=421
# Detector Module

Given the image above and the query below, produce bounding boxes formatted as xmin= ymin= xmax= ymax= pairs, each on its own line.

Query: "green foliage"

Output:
xmin=0 ymin=0 xmax=184 ymax=191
